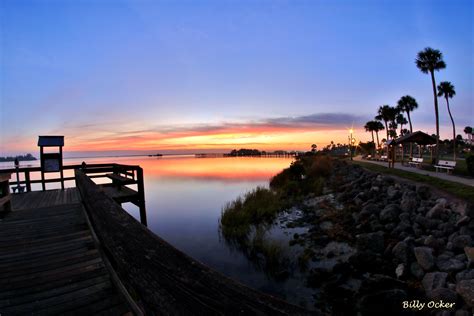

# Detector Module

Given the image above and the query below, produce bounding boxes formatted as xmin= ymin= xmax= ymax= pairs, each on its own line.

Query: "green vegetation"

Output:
xmin=353 ymin=160 xmax=474 ymax=203
xmin=219 ymin=154 xmax=334 ymax=279
xmin=466 ymin=154 xmax=474 ymax=176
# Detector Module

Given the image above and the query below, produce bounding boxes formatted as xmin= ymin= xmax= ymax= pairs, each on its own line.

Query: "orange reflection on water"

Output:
xmin=138 ymin=156 xmax=293 ymax=182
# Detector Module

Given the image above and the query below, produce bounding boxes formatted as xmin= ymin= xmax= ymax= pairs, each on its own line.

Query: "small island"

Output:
xmin=0 ymin=153 xmax=36 ymax=162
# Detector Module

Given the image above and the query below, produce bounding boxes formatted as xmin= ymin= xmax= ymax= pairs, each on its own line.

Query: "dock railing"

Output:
xmin=0 ymin=163 xmax=147 ymax=225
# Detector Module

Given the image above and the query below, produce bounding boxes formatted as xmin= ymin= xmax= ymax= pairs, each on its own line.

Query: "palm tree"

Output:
xmin=396 ymin=113 xmax=408 ymax=137
xmin=397 ymin=95 xmax=419 ymax=157
xmin=397 ymin=95 xmax=419 ymax=133
xmin=376 ymin=105 xmax=398 ymax=140
xmin=364 ymin=121 xmax=376 ymax=143
xmin=373 ymin=121 xmax=384 ymax=149
xmin=416 ymin=47 xmax=446 ymax=162
xmin=437 ymin=81 xmax=456 ymax=160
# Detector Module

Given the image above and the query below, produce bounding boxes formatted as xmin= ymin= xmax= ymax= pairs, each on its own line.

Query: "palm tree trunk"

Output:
xmin=384 ymin=121 xmax=389 ymax=140
xmin=375 ymin=131 xmax=380 ymax=149
xmin=407 ymin=110 xmax=413 ymax=157
xmin=446 ymin=97 xmax=456 ymax=160
xmin=430 ymin=70 xmax=440 ymax=163
xmin=371 ymin=131 xmax=374 ymax=143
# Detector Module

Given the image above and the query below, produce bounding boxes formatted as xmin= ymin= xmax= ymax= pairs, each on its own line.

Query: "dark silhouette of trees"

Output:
xmin=397 ymin=95 xmax=419 ymax=157
xmin=376 ymin=105 xmax=398 ymax=140
xmin=416 ymin=47 xmax=446 ymax=162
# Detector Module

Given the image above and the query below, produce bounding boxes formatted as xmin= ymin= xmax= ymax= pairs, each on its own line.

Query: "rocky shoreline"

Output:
xmin=286 ymin=160 xmax=474 ymax=315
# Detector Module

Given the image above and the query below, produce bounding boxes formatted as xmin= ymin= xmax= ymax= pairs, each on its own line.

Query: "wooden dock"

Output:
xmin=0 ymin=164 xmax=313 ymax=315
xmin=0 ymin=189 xmax=133 ymax=315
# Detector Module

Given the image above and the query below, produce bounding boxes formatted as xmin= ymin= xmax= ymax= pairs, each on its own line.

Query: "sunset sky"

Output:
xmin=1 ymin=0 xmax=472 ymax=157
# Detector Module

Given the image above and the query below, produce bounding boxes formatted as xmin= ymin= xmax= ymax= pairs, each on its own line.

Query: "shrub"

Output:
xmin=466 ymin=154 xmax=474 ymax=176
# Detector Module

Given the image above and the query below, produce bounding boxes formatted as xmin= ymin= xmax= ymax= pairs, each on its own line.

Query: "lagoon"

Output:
xmin=1 ymin=155 xmax=315 ymax=307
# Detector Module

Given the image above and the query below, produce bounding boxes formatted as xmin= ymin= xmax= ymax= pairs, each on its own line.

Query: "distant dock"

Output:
xmin=0 ymin=163 xmax=312 ymax=315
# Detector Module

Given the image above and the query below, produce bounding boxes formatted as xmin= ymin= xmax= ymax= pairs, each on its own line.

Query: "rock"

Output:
xmin=456 ymin=215 xmax=470 ymax=227
xmin=379 ymin=204 xmax=400 ymax=224
xmin=410 ymin=262 xmax=424 ymax=279
xmin=456 ymin=279 xmax=474 ymax=307
xmin=465 ymin=247 xmax=474 ymax=267
xmin=424 ymin=235 xmax=444 ymax=252
xmin=395 ymin=264 xmax=404 ymax=279
xmin=456 ymin=269 xmax=474 ymax=282
xmin=452 ymin=235 xmax=473 ymax=250
xmin=428 ymin=287 xmax=457 ymax=302
xmin=387 ymin=186 xmax=400 ymax=199
xmin=392 ymin=241 xmax=410 ymax=264
xmin=401 ymin=191 xmax=418 ymax=213
xmin=437 ymin=253 xmax=466 ymax=272
xmin=356 ymin=231 xmax=385 ymax=253
xmin=426 ymin=200 xmax=448 ymax=219
xmin=422 ymin=272 xmax=448 ymax=297
xmin=416 ymin=185 xmax=431 ymax=200
xmin=319 ymin=221 xmax=333 ymax=232
xmin=414 ymin=247 xmax=435 ymax=271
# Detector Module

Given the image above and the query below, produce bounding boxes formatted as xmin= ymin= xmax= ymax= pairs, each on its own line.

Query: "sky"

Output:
xmin=0 ymin=0 xmax=473 ymax=157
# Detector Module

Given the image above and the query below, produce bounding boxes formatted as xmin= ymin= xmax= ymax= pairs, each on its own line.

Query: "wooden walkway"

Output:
xmin=0 ymin=189 xmax=132 ymax=315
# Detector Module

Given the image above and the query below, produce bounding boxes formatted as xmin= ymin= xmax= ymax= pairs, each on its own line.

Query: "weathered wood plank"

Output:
xmin=0 ymin=188 xmax=132 ymax=315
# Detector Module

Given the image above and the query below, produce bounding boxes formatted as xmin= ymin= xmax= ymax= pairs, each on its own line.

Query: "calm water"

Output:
xmin=1 ymin=155 xmax=314 ymax=306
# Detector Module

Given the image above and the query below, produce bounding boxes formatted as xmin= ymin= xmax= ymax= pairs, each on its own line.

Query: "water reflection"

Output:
xmin=2 ymin=155 xmax=316 ymax=307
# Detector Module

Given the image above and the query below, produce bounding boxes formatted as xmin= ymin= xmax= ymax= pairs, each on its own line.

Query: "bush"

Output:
xmin=466 ymin=154 xmax=474 ymax=176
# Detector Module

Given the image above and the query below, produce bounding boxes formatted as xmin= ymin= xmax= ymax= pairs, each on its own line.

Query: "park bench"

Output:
xmin=380 ymin=155 xmax=388 ymax=161
xmin=435 ymin=160 xmax=456 ymax=173
xmin=106 ymin=173 xmax=137 ymax=185
xmin=408 ymin=157 xmax=423 ymax=167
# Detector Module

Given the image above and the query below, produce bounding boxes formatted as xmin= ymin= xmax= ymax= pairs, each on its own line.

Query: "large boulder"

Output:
xmin=422 ymin=272 xmax=448 ymax=297
xmin=379 ymin=204 xmax=400 ymax=224
xmin=456 ymin=279 xmax=474 ymax=307
xmin=400 ymin=191 xmax=418 ymax=213
xmin=426 ymin=198 xmax=448 ymax=219
xmin=452 ymin=235 xmax=473 ymax=250
xmin=414 ymin=247 xmax=435 ymax=271
xmin=392 ymin=241 xmax=410 ymax=264
xmin=437 ymin=252 xmax=466 ymax=272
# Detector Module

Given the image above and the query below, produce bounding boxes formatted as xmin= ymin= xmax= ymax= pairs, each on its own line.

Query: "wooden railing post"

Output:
xmin=136 ymin=167 xmax=147 ymax=226
xmin=25 ymin=171 xmax=31 ymax=192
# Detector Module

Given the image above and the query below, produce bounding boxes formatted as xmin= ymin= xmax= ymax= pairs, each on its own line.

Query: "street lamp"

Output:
xmin=349 ymin=129 xmax=353 ymax=160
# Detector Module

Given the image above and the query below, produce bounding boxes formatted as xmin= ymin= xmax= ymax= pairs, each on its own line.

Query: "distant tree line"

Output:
xmin=0 ymin=153 xmax=37 ymax=162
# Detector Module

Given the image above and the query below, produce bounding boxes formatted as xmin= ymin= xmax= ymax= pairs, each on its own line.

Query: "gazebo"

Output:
xmin=387 ymin=131 xmax=436 ymax=167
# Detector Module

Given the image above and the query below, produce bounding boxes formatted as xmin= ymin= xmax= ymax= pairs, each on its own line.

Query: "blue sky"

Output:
xmin=0 ymin=0 xmax=472 ymax=155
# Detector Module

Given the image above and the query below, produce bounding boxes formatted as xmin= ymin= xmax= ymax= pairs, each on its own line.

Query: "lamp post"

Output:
xmin=349 ymin=129 xmax=353 ymax=161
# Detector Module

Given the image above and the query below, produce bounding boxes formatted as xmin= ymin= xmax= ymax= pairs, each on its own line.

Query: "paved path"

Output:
xmin=353 ymin=156 xmax=474 ymax=187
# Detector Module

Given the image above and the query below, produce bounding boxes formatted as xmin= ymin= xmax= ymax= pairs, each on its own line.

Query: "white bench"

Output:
xmin=380 ymin=155 xmax=388 ymax=161
xmin=408 ymin=157 xmax=423 ymax=167
xmin=435 ymin=160 xmax=456 ymax=173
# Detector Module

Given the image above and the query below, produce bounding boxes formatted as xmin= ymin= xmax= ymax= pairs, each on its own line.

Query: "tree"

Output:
xmin=376 ymin=105 xmax=398 ymax=140
xmin=437 ymin=81 xmax=457 ymax=160
xmin=311 ymin=144 xmax=317 ymax=152
xmin=373 ymin=121 xmax=384 ymax=148
xmin=396 ymin=113 xmax=408 ymax=137
xmin=397 ymin=95 xmax=419 ymax=156
xmin=416 ymin=47 xmax=446 ymax=162
xmin=364 ymin=121 xmax=376 ymax=143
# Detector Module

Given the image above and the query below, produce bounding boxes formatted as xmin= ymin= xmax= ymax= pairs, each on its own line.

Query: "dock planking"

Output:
xmin=0 ymin=190 xmax=132 ymax=315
